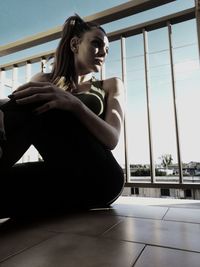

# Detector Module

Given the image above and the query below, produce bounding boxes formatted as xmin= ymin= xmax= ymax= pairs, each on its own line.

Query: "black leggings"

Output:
xmin=0 ymin=100 xmax=124 ymax=217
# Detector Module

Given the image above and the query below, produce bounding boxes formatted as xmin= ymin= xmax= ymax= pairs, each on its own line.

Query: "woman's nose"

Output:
xmin=98 ymin=47 xmax=107 ymax=57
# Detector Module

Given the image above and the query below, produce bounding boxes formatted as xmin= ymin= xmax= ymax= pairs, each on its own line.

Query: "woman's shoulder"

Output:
xmin=30 ymin=72 xmax=52 ymax=82
xmin=102 ymin=77 xmax=124 ymax=94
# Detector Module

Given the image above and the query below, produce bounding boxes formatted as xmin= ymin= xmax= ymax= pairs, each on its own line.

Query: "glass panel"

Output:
xmin=148 ymin=27 xmax=178 ymax=183
xmin=31 ymin=62 xmax=41 ymax=77
xmin=126 ymin=34 xmax=151 ymax=183
xmin=4 ymin=69 xmax=12 ymax=96
xmin=173 ymin=20 xmax=200 ymax=183
xmin=18 ymin=66 xmax=26 ymax=85
xmin=105 ymin=40 xmax=122 ymax=79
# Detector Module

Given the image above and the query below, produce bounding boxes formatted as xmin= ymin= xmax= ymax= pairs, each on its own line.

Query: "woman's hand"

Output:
xmin=0 ymin=110 xmax=6 ymax=140
xmin=9 ymin=81 xmax=81 ymax=115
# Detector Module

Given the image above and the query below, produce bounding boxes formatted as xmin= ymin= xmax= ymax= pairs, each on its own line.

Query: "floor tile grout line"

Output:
xmin=41 ymin=230 xmax=121 ymax=239
xmin=101 ymin=235 xmax=200 ymax=254
xmin=109 ymin=213 xmax=200 ymax=226
xmin=102 ymin=232 xmax=200 ymax=254
xmin=144 ymin=243 xmax=200 ymax=254
xmin=100 ymin=218 xmax=125 ymax=236
xmin=34 ymin=215 xmax=125 ymax=236
xmin=163 ymin=218 xmax=200 ymax=225
xmin=161 ymin=207 xmax=170 ymax=220
xmin=131 ymin=244 xmax=147 ymax=267
xmin=131 ymin=243 xmax=200 ymax=266
xmin=0 ymin=232 xmax=61 ymax=264
xmin=151 ymin=205 xmax=200 ymax=210
xmin=100 ymin=213 xmax=171 ymax=222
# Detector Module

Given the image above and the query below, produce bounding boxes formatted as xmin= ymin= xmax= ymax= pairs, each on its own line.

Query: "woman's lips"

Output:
xmin=94 ymin=58 xmax=103 ymax=65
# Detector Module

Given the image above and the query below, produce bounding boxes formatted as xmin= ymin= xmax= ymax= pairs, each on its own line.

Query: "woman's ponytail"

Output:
xmin=50 ymin=14 xmax=106 ymax=87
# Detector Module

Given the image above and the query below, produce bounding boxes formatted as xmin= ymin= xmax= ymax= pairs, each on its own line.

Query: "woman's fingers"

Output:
xmin=9 ymin=83 xmax=77 ymax=113
xmin=0 ymin=110 xmax=6 ymax=141
xmin=10 ymin=88 xmax=36 ymax=99
xmin=33 ymin=101 xmax=58 ymax=115
xmin=13 ymin=81 xmax=52 ymax=93
xmin=15 ymin=93 xmax=54 ymax=104
xmin=10 ymin=86 xmax=54 ymax=100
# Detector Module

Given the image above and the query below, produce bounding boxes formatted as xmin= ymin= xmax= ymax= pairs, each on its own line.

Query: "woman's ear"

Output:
xmin=70 ymin=37 xmax=80 ymax=53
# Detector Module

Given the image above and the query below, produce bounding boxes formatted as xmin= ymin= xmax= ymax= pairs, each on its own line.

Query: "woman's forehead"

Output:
xmin=84 ymin=28 xmax=109 ymax=45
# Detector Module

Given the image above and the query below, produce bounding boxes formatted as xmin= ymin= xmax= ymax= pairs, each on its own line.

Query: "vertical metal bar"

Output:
xmin=195 ymin=0 xmax=200 ymax=63
xmin=26 ymin=61 xmax=32 ymax=82
xmin=41 ymin=58 xmax=47 ymax=73
xmin=0 ymin=69 xmax=5 ymax=98
xmin=143 ymin=29 xmax=155 ymax=183
xmin=25 ymin=61 xmax=41 ymax=162
xmin=121 ymin=36 xmax=130 ymax=182
xmin=167 ymin=21 xmax=183 ymax=183
xmin=12 ymin=66 xmax=18 ymax=91
xmin=100 ymin=63 xmax=105 ymax=80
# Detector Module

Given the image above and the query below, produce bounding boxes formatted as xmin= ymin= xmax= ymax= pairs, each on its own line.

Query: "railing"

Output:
xmin=0 ymin=0 xmax=200 ymax=189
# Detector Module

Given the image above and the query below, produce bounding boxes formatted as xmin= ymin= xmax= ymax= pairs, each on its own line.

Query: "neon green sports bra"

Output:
xmin=74 ymin=78 xmax=106 ymax=118
xmin=56 ymin=76 xmax=106 ymax=119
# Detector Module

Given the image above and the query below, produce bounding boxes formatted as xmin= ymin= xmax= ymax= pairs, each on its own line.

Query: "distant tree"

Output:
xmin=132 ymin=168 xmax=150 ymax=176
xmin=160 ymin=154 xmax=173 ymax=169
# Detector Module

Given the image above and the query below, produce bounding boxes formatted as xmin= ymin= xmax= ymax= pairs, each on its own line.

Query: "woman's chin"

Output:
xmin=92 ymin=65 xmax=101 ymax=73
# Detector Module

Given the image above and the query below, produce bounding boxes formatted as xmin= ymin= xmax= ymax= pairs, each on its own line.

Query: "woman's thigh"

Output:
xmin=32 ymin=110 xmax=125 ymax=200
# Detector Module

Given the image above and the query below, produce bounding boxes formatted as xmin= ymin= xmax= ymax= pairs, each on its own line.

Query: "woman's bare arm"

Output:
xmin=74 ymin=77 xmax=124 ymax=149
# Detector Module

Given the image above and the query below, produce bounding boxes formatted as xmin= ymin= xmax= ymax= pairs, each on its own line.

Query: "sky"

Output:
xmin=0 ymin=0 xmax=127 ymax=45
xmin=0 ymin=0 xmax=199 ymax=169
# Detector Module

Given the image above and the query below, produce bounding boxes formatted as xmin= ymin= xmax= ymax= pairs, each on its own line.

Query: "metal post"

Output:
xmin=121 ymin=36 xmax=130 ymax=182
xmin=167 ymin=21 xmax=183 ymax=183
xmin=100 ymin=63 xmax=105 ymax=80
xmin=0 ymin=69 xmax=5 ymax=98
xmin=41 ymin=58 xmax=47 ymax=73
xmin=143 ymin=29 xmax=155 ymax=183
xmin=195 ymin=0 xmax=200 ymax=63
xmin=26 ymin=61 xmax=32 ymax=82
xmin=12 ymin=66 xmax=18 ymax=91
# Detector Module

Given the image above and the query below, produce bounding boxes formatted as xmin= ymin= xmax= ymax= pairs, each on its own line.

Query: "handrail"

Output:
xmin=0 ymin=7 xmax=195 ymax=71
xmin=0 ymin=0 xmax=176 ymax=57
xmin=0 ymin=50 xmax=55 ymax=70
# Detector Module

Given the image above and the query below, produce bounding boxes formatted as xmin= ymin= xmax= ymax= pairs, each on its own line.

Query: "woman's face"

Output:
xmin=74 ymin=28 xmax=109 ymax=75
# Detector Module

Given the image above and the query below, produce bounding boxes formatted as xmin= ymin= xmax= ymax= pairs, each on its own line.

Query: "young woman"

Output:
xmin=0 ymin=14 xmax=125 ymax=217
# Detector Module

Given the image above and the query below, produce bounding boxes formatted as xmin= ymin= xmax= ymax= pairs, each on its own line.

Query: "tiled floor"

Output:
xmin=1 ymin=196 xmax=200 ymax=267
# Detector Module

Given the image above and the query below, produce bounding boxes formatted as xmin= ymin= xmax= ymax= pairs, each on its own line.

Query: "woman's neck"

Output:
xmin=76 ymin=73 xmax=93 ymax=85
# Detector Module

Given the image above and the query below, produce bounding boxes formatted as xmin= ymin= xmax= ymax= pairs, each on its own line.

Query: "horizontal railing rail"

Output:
xmin=0 ymin=7 xmax=196 ymax=71
xmin=0 ymin=0 xmax=176 ymax=57
xmin=125 ymin=182 xmax=200 ymax=189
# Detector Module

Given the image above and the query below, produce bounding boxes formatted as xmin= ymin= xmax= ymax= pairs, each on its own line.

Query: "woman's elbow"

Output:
xmin=106 ymin=132 xmax=120 ymax=150
xmin=108 ymin=143 xmax=117 ymax=150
